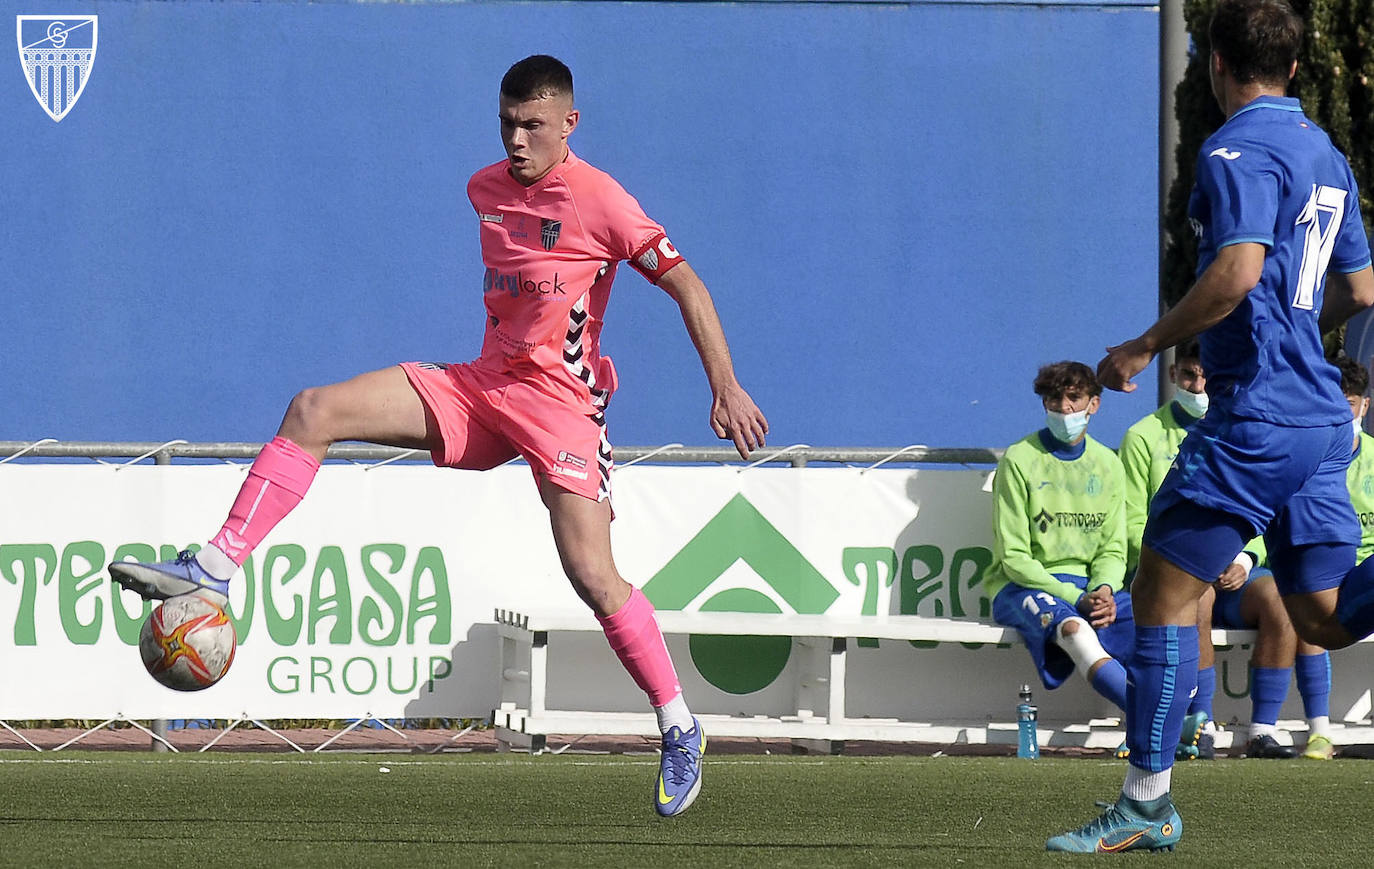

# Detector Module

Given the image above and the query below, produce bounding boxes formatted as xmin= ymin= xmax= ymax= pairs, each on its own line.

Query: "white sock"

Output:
xmin=654 ymin=694 xmax=693 ymax=734
xmin=1308 ymin=716 xmax=1331 ymax=739
xmin=195 ymin=543 xmax=238 ymax=582
xmin=1122 ymin=765 xmax=1171 ymax=802
xmin=1249 ymin=722 xmax=1278 ymax=740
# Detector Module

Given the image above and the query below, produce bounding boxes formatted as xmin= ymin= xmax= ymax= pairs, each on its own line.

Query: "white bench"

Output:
xmin=491 ymin=607 xmax=1264 ymax=753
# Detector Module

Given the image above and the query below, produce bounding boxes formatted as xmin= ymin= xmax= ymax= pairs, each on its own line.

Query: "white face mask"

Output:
xmin=1046 ymin=409 xmax=1090 ymax=444
xmin=1355 ymin=415 xmax=1364 ymax=439
xmin=1174 ymin=388 xmax=1209 ymax=418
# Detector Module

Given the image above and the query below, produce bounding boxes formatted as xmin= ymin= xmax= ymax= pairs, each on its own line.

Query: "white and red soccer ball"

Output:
xmin=139 ymin=594 xmax=237 ymax=691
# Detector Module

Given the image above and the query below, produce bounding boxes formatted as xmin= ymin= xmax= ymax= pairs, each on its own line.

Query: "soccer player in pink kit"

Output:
xmin=109 ymin=55 xmax=768 ymax=818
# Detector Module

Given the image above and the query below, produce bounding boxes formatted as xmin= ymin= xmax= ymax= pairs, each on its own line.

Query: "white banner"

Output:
xmin=2 ymin=462 xmax=1367 ymax=724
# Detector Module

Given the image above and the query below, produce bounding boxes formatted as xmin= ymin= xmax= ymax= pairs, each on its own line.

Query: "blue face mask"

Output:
xmin=1174 ymin=388 xmax=1209 ymax=418
xmin=1046 ymin=409 xmax=1090 ymax=444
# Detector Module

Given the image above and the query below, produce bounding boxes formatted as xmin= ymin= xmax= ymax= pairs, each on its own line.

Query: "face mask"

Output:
xmin=1355 ymin=416 xmax=1364 ymax=439
xmin=1046 ymin=409 xmax=1090 ymax=444
xmin=1174 ymin=388 xmax=1209 ymax=418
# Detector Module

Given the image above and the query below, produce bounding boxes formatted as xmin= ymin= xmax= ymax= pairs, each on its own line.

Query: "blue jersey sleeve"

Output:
xmin=1197 ymin=146 xmax=1281 ymax=249
xmin=1332 ymin=167 xmax=1372 ymax=273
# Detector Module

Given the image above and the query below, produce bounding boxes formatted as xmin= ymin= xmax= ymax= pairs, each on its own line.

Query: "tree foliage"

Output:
xmin=1162 ymin=0 xmax=1374 ymax=322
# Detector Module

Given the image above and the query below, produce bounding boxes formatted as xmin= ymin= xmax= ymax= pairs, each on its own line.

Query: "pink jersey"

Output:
xmin=466 ymin=150 xmax=684 ymax=410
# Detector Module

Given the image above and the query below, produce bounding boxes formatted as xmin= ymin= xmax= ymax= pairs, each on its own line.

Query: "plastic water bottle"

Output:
xmin=1016 ymin=684 xmax=1039 ymax=759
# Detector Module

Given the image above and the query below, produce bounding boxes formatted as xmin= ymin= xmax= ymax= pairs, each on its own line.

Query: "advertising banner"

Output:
xmin=3 ymin=463 xmax=1369 ymax=724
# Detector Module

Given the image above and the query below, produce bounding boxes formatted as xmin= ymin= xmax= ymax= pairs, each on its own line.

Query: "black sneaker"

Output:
xmin=1243 ymin=734 xmax=1297 ymax=759
xmin=1196 ymin=731 xmax=1216 ymax=760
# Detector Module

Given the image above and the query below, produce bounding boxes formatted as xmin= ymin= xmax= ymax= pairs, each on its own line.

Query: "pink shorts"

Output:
xmin=399 ymin=361 xmax=612 ymax=502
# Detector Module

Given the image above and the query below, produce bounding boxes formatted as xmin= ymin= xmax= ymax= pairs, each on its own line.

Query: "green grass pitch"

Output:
xmin=2 ymin=750 xmax=1371 ymax=866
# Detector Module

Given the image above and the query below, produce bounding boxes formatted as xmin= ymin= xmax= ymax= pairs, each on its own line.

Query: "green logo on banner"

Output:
xmin=642 ymin=494 xmax=837 ymax=694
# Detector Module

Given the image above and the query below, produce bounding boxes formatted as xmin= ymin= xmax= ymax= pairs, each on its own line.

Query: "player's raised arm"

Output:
xmin=1097 ymin=242 xmax=1264 ymax=392
xmin=656 ymin=262 xmax=768 ymax=459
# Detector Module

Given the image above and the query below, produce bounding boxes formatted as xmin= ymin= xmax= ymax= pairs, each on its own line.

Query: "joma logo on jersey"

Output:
xmin=482 ymin=267 xmax=566 ymax=298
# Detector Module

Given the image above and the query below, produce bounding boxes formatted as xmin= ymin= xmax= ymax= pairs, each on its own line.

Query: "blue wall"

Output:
xmin=3 ymin=0 xmax=1161 ymax=451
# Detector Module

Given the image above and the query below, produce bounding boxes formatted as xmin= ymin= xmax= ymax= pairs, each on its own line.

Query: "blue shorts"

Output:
xmin=1146 ymin=414 xmax=1357 ymax=589
xmin=1212 ymin=568 xmax=1272 ymax=629
xmin=991 ymin=574 xmax=1135 ymax=690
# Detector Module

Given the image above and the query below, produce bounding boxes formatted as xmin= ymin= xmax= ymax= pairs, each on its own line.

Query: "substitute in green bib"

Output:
xmin=985 ymin=362 xmax=1133 ymax=739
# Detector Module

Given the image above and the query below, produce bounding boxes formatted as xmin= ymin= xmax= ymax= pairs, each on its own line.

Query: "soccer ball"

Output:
xmin=139 ymin=594 xmax=237 ymax=691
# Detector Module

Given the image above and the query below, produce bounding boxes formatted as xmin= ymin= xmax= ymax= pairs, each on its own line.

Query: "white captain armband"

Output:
xmin=629 ymin=232 xmax=684 ymax=282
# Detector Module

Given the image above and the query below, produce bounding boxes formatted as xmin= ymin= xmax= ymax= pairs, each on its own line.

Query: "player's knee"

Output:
xmin=1055 ymin=617 xmax=1110 ymax=675
xmin=1257 ymin=598 xmax=1296 ymax=637
xmin=282 ymin=387 xmax=336 ymax=442
xmin=565 ymin=567 xmax=628 ymax=617
xmin=1290 ymin=615 xmax=1352 ymax=650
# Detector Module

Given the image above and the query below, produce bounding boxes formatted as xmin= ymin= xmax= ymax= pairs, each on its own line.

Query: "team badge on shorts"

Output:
xmin=17 ymin=15 xmax=97 ymax=122
xmin=540 ymin=218 xmax=562 ymax=251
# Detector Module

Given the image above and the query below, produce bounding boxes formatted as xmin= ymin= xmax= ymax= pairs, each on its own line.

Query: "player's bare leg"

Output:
xmin=1284 ymin=588 xmax=1354 ymax=649
xmin=110 ymin=366 xmax=440 ymax=602
xmin=542 ymin=479 xmax=704 ymax=816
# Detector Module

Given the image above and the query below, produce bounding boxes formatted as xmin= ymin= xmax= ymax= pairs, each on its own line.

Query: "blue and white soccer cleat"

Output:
xmin=1046 ymin=797 xmax=1183 ymax=853
xmin=655 ymin=717 xmax=705 ymax=817
xmin=109 ymin=549 xmax=230 ymax=606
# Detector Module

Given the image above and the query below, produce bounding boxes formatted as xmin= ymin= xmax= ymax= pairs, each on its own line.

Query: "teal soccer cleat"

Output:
xmin=1047 ymin=797 xmax=1182 ymax=853
xmin=1175 ymin=710 xmax=1209 ymax=760
xmin=655 ymin=717 xmax=705 ymax=817
xmin=109 ymin=549 xmax=230 ymax=606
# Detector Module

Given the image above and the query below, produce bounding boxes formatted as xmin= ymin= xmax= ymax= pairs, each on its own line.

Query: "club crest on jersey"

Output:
xmin=540 ymin=218 xmax=562 ymax=251
xmin=17 ymin=15 xmax=98 ymax=122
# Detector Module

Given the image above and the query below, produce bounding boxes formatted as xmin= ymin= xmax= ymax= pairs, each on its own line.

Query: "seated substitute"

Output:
xmin=985 ymin=362 xmax=1134 ymax=741
xmin=1188 ymin=355 xmax=1369 ymax=761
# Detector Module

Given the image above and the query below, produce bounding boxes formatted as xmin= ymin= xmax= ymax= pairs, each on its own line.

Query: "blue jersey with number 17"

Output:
xmin=1189 ymin=96 xmax=1372 ymax=427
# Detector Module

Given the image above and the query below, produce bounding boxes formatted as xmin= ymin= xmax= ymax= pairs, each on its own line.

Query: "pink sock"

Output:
xmin=597 ymin=587 xmax=682 ymax=707
xmin=210 ymin=437 xmax=320 ymax=565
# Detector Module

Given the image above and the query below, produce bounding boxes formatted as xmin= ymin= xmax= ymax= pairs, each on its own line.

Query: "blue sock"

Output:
xmin=1250 ymin=666 xmax=1291 ymax=726
xmin=1295 ymin=652 xmax=1331 ymax=720
xmin=1090 ymin=658 xmax=1129 ymax=710
xmin=1125 ymin=625 xmax=1199 ymax=773
xmin=1336 ymin=555 xmax=1374 ymax=640
xmin=1190 ymin=665 xmax=1216 ymax=718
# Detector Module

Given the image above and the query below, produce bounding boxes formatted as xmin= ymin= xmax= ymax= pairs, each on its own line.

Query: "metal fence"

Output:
xmin=0 ymin=440 xmax=1002 ymax=468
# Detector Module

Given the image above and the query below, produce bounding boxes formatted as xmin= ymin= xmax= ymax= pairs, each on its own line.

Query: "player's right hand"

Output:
xmin=711 ymin=382 xmax=769 ymax=460
xmin=1097 ymin=337 xmax=1155 ymax=393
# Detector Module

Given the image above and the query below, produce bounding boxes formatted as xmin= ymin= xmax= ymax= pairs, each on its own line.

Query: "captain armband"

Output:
xmin=629 ymin=232 xmax=684 ymax=282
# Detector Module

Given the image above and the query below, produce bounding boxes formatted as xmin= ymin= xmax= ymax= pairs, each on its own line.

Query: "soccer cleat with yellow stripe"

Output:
xmin=1047 ymin=797 xmax=1183 ymax=853
xmin=1301 ymin=733 xmax=1335 ymax=760
xmin=655 ymin=717 xmax=705 ymax=817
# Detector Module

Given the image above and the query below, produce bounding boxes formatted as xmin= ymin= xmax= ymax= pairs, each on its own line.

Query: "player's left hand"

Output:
xmin=1097 ymin=337 xmax=1155 ymax=393
xmin=711 ymin=383 xmax=769 ymax=460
